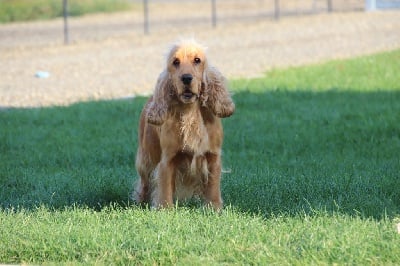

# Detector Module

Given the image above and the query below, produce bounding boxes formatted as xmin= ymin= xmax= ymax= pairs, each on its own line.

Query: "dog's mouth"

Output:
xmin=183 ymin=91 xmax=194 ymax=99
xmin=180 ymin=89 xmax=198 ymax=103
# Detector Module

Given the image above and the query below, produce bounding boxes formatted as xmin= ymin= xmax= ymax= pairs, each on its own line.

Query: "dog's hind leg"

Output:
xmin=133 ymin=152 xmax=152 ymax=206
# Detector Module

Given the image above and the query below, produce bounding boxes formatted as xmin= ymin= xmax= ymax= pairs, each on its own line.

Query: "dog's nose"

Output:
xmin=181 ymin=74 xmax=193 ymax=85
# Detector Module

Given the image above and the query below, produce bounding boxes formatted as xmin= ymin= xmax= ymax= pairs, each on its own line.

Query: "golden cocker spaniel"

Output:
xmin=133 ymin=40 xmax=235 ymax=210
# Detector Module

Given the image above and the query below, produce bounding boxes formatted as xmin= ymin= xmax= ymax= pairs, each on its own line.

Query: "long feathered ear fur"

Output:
xmin=202 ymin=66 xmax=235 ymax=118
xmin=146 ymin=71 xmax=173 ymax=125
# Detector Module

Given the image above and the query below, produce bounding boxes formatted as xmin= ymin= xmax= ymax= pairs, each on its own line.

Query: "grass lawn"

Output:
xmin=1 ymin=50 xmax=399 ymax=264
xmin=0 ymin=0 xmax=134 ymax=23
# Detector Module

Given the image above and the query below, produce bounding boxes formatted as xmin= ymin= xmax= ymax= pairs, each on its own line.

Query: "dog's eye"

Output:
xmin=173 ymin=58 xmax=180 ymax=67
xmin=194 ymin=58 xmax=201 ymax=64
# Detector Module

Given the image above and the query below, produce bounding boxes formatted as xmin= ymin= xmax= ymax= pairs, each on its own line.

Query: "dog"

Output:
xmin=133 ymin=40 xmax=235 ymax=210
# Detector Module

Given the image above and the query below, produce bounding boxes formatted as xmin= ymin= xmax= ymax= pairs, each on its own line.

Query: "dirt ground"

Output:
xmin=0 ymin=4 xmax=399 ymax=108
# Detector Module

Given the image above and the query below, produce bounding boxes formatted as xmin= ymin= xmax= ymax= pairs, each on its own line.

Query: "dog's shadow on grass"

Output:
xmin=1 ymin=90 xmax=399 ymax=219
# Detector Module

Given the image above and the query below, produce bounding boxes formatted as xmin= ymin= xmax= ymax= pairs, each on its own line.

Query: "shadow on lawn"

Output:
xmin=1 ymin=90 xmax=399 ymax=218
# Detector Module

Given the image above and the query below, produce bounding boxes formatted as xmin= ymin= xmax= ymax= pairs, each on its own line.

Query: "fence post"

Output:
xmin=63 ymin=0 xmax=69 ymax=44
xmin=274 ymin=0 xmax=280 ymax=20
xmin=327 ymin=0 xmax=333 ymax=12
xmin=211 ymin=0 xmax=217 ymax=28
xmin=143 ymin=0 xmax=149 ymax=34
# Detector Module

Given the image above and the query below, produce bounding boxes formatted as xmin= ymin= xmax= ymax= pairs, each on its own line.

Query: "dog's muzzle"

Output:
xmin=179 ymin=74 xmax=198 ymax=103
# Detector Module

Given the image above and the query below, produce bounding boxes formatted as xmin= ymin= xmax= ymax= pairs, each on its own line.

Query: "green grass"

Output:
xmin=1 ymin=207 xmax=399 ymax=265
xmin=0 ymin=0 xmax=134 ymax=23
xmin=1 ymin=49 xmax=399 ymax=264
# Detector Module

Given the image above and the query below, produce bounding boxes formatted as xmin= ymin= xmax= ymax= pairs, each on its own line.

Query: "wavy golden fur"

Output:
xmin=133 ymin=40 xmax=235 ymax=210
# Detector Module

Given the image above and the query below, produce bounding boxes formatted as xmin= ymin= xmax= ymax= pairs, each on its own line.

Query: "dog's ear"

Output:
xmin=202 ymin=66 xmax=235 ymax=118
xmin=146 ymin=71 xmax=173 ymax=125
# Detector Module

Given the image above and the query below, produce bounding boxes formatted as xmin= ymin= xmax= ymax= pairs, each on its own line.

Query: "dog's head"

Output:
xmin=166 ymin=41 xmax=207 ymax=104
xmin=146 ymin=40 xmax=234 ymax=125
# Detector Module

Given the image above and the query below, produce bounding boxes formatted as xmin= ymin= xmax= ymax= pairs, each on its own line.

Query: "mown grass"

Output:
xmin=1 ymin=49 xmax=399 ymax=264
xmin=0 ymin=0 xmax=134 ymax=23
xmin=1 ymin=207 xmax=398 ymax=265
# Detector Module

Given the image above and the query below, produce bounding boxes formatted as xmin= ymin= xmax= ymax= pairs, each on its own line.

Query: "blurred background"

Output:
xmin=0 ymin=0 xmax=368 ymax=37
xmin=0 ymin=0 xmax=399 ymax=107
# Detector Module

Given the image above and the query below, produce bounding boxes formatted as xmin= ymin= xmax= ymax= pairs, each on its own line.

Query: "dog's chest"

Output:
xmin=179 ymin=110 xmax=209 ymax=155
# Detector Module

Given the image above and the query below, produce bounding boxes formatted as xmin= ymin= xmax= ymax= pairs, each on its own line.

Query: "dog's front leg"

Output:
xmin=153 ymin=157 xmax=175 ymax=208
xmin=204 ymin=152 xmax=223 ymax=210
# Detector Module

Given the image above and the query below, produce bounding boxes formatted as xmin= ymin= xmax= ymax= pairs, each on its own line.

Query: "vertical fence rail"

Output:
xmin=211 ymin=0 xmax=217 ymax=27
xmin=143 ymin=0 xmax=149 ymax=34
xmin=327 ymin=0 xmax=333 ymax=12
xmin=274 ymin=0 xmax=280 ymax=20
xmin=63 ymin=0 xmax=69 ymax=44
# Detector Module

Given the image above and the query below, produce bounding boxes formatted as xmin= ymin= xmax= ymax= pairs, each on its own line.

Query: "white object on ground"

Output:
xmin=35 ymin=71 xmax=50 ymax=78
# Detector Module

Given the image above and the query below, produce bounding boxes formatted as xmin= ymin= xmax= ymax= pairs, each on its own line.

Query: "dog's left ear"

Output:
xmin=202 ymin=66 xmax=235 ymax=118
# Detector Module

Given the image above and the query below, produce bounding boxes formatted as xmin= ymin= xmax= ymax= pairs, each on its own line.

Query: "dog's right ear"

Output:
xmin=146 ymin=71 xmax=173 ymax=125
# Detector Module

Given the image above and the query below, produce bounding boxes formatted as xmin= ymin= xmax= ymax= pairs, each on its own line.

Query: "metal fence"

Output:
xmin=61 ymin=0 xmax=398 ymax=44
xmin=139 ymin=0 xmax=365 ymax=35
xmin=143 ymin=0 xmax=345 ymax=34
